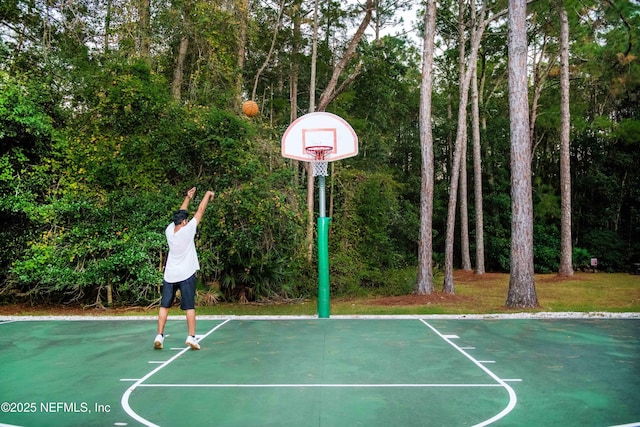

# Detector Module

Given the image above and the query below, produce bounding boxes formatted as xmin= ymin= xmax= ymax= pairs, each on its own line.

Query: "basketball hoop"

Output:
xmin=281 ymin=112 xmax=359 ymax=319
xmin=306 ymin=146 xmax=332 ymax=177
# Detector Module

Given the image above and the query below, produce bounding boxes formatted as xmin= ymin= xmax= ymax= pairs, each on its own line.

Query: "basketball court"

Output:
xmin=2 ymin=115 xmax=637 ymax=426
xmin=1 ymin=314 xmax=638 ymax=427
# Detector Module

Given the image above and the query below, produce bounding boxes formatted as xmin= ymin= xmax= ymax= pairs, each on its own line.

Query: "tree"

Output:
xmin=471 ymin=51 xmax=485 ymax=275
xmin=457 ymin=0 xmax=472 ymax=273
xmin=369 ymin=0 xmax=414 ymax=43
xmin=505 ymin=0 xmax=538 ymax=308
xmin=317 ymin=0 xmax=373 ymax=111
xmin=416 ymin=0 xmax=438 ymax=295
xmin=558 ymin=3 xmax=573 ymax=276
xmin=442 ymin=0 xmax=501 ymax=293
xmin=138 ymin=0 xmax=151 ymax=60
xmin=302 ymin=0 xmax=373 ymax=262
xmin=171 ymin=0 xmax=192 ymax=101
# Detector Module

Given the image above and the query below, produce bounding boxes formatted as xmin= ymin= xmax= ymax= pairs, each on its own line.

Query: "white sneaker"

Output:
xmin=186 ymin=335 xmax=200 ymax=350
xmin=154 ymin=334 xmax=164 ymax=349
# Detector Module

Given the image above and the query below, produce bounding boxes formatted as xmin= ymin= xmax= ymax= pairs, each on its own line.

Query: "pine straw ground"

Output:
xmin=1 ymin=270 xmax=639 ymax=316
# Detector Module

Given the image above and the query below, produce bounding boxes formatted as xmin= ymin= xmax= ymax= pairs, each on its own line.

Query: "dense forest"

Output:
xmin=1 ymin=0 xmax=638 ymax=307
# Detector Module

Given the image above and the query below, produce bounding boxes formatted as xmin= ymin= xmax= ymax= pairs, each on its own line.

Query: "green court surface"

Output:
xmin=0 ymin=315 xmax=639 ymax=427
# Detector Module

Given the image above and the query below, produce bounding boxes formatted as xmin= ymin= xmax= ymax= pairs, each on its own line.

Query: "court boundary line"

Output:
xmin=1 ymin=312 xmax=639 ymax=322
xmin=135 ymin=382 xmax=506 ymax=388
xmin=421 ymin=320 xmax=518 ymax=427
xmin=120 ymin=319 xmax=231 ymax=427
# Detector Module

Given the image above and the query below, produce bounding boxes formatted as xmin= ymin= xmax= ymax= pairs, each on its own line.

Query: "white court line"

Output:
xmin=120 ymin=319 xmax=231 ymax=427
xmin=136 ymin=383 xmax=505 ymax=388
xmin=420 ymin=320 xmax=519 ymax=427
xmin=2 ymin=312 xmax=639 ymax=321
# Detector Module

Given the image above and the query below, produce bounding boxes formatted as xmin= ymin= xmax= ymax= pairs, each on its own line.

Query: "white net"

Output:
xmin=311 ymin=160 xmax=328 ymax=177
xmin=306 ymin=147 xmax=331 ymax=177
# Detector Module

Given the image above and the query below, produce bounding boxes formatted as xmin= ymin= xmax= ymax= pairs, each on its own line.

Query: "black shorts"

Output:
xmin=160 ymin=274 xmax=196 ymax=310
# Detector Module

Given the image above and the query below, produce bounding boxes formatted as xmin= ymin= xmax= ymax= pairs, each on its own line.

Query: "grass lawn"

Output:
xmin=198 ymin=270 xmax=640 ymax=316
xmin=1 ymin=271 xmax=638 ymax=316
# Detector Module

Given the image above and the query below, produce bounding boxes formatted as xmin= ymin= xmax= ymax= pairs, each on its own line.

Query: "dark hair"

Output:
xmin=173 ymin=209 xmax=188 ymax=225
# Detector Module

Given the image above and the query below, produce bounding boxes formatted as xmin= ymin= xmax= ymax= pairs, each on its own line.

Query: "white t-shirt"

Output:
xmin=164 ymin=218 xmax=200 ymax=283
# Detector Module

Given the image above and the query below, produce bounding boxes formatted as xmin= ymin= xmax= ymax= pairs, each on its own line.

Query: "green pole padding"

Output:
xmin=317 ymin=216 xmax=331 ymax=318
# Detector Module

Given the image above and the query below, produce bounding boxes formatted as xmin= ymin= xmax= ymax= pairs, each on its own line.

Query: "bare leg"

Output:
xmin=157 ymin=307 xmax=169 ymax=334
xmin=186 ymin=309 xmax=196 ymax=336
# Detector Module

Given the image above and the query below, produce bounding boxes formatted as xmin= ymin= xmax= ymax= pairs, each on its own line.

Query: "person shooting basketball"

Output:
xmin=154 ymin=187 xmax=214 ymax=350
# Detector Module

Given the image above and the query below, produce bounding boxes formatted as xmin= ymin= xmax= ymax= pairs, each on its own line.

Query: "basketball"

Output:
xmin=242 ymin=100 xmax=259 ymax=117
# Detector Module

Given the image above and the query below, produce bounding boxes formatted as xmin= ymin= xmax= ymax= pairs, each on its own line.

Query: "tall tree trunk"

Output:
xmin=443 ymin=1 xmax=489 ymax=293
xmin=172 ymin=36 xmax=189 ymax=101
xmin=105 ymin=0 xmax=112 ymax=54
xmin=317 ymin=0 xmax=373 ymax=111
xmin=459 ymin=136 xmax=472 ymax=270
xmin=443 ymin=0 xmax=466 ymax=294
xmin=236 ymin=0 xmax=250 ymax=109
xmin=469 ymin=0 xmax=484 ymax=275
xmin=558 ymin=4 xmax=573 ymax=276
xmin=252 ymin=0 xmax=286 ymax=100
xmin=290 ymin=0 xmax=301 ymax=187
xmin=506 ymin=0 xmax=538 ymax=308
xmin=138 ymin=0 xmax=150 ymax=61
xmin=471 ymin=63 xmax=486 ymax=274
xmin=458 ymin=0 xmax=471 ymax=272
xmin=171 ymin=0 xmax=193 ymax=102
xmin=290 ymin=0 xmax=301 ymax=124
xmin=528 ymin=14 xmax=553 ymax=157
xmin=416 ymin=0 xmax=437 ymax=295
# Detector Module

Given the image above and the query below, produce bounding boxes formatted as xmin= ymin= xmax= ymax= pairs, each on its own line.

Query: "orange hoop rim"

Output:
xmin=305 ymin=146 xmax=333 ymax=161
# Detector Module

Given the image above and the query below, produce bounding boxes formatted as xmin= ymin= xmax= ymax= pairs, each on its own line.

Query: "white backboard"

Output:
xmin=281 ymin=112 xmax=358 ymax=162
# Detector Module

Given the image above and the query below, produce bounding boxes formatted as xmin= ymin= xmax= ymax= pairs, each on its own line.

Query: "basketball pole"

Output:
xmin=281 ymin=112 xmax=358 ymax=319
xmin=317 ymin=174 xmax=331 ymax=318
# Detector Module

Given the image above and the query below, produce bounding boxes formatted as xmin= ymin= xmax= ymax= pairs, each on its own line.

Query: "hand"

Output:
xmin=205 ymin=190 xmax=215 ymax=201
xmin=187 ymin=187 xmax=196 ymax=199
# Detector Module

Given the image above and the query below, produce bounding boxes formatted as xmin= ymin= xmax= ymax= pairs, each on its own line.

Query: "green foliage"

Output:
xmin=329 ymin=168 xmax=417 ymax=295
xmin=8 ymin=190 xmax=170 ymax=304
xmin=1 ymin=0 xmax=640 ymax=307
xmin=572 ymin=247 xmax=592 ymax=271
xmin=0 ymin=73 xmax=55 ymax=292
xmin=200 ymin=177 xmax=307 ymax=301
xmin=483 ymin=193 xmax=511 ymax=272
xmin=533 ymin=224 xmax=560 ymax=274
xmin=579 ymin=229 xmax=628 ymax=273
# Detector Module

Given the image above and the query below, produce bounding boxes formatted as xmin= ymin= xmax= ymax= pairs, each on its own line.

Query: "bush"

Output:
xmin=580 ymin=229 xmax=628 ymax=272
xmin=572 ymin=247 xmax=591 ymax=271
xmin=533 ymin=223 xmax=560 ymax=273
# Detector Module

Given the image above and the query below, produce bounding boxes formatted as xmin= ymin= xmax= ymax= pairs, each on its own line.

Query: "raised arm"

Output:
xmin=193 ymin=190 xmax=215 ymax=224
xmin=180 ymin=187 xmax=197 ymax=210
